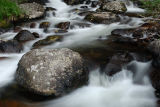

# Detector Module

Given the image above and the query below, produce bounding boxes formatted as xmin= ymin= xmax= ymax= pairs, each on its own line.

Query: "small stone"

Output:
xmin=55 ymin=22 xmax=70 ymax=30
xmin=30 ymin=22 xmax=36 ymax=28
xmin=14 ymin=26 xmax=22 ymax=33
xmin=39 ymin=22 xmax=50 ymax=29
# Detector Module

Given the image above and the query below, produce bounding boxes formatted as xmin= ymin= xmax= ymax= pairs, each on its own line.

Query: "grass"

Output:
xmin=140 ymin=0 xmax=160 ymax=17
xmin=0 ymin=0 xmax=22 ymax=21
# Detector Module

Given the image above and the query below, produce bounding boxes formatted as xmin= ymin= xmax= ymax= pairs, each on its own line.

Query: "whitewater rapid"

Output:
xmin=42 ymin=61 xmax=156 ymax=107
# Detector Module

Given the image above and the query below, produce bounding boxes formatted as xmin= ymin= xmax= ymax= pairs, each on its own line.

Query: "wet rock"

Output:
xmin=111 ymin=21 xmax=160 ymax=46
xmin=39 ymin=22 xmax=50 ymax=29
xmin=33 ymin=35 xmax=63 ymax=48
xmin=26 ymin=0 xmax=49 ymax=5
xmin=32 ymin=32 xmax=40 ymax=38
xmin=84 ymin=12 xmax=120 ymax=24
xmin=80 ymin=6 xmax=88 ymax=9
xmin=102 ymin=52 xmax=133 ymax=76
xmin=54 ymin=29 xmax=68 ymax=33
xmin=14 ymin=26 xmax=22 ymax=33
xmin=150 ymin=69 xmax=160 ymax=91
xmin=0 ymin=100 xmax=30 ymax=107
xmin=0 ymin=57 xmax=8 ymax=60
xmin=0 ymin=28 xmax=6 ymax=35
xmin=85 ymin=0 xmax=91 ymax=4
xmin=111 ymin=28 xmax=134 ymax=37
xmin=63 ymin=0 xmax=85 ymax=5
xmin=16 ymin=48 xmax=88 ymax=96
xmin=148 ymin=40 xmax=160 ymax=55
xmin=52 ymin=12 xmax=56 ymax=16
xmin=30 ymin=22 xmax=36 ymax=28
xmin=19 ymin=3 xmax=45 ymax=19
xmin=132 ymin=29 xmax=144 ymax=38
xmin=148 ymin=40 xmax=160 ymax=68
xmin=91 ymin=1 xmax=100 ymax=8
xmin=46 ymin=7 xmax=56 ymax=11
xmin=99 ymin=1 xmax=127 ymax=13
xmin=55 ymin=22 xmax=70 ymax=30
xmin=14 ymin=30 xmax=36 ymax=42
xmin=149 ymin=40 xmax=160 ymax=97
xmin=70 ymin=22 xmax=91 ymax=29
xmin=113 ymin=36 xmax=138 ymax=45
xmin=78 ymin=11 xmax=94 ymax=16
xmin=0 ymin=40 xmax=23 ymax=53
xmin=124 ymin=12 xmax=150 ymax=18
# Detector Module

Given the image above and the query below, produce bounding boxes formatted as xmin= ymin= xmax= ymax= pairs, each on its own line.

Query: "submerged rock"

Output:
xmin=70 ymin=22 xmax=91 ymax=29
xmin=84 ymin=12 xmax=120 ymax=24
xmin=16 ymin=48 xmax=88 ymax=96
xmin=0 ymin=40 xmax=23 ymax=53
xmin=102 ymin=52 xmax=133 ymax=76
xmin=19 ymin=3 xmax=45 ymax=19
xmin=54 ymin=29 xmax=68 ymax=33
xmin=32 ymin=35 xmax=63 ymax=48
xmin=99 ymin=1 xmax=127 ymax=13
xmin=14 ymin=30 xmax=36 ymax=42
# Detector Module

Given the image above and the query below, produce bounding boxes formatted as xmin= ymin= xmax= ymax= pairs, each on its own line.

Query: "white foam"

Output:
xmin=43 ymin=61 xmax=156 ymax=107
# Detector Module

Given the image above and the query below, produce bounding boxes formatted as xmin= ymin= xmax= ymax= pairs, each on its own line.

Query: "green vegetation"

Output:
xmin=0 ymin=0 xmax=22 ymax=21
xmin=140 ymin=0 xmax=160 ymax=17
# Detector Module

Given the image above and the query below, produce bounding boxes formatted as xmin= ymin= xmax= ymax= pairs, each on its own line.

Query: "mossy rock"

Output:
xmin=39 ymin=22 xmax=50 ymax=29
xmin=33 ymin=35 xmax=63 ymax=48
xmin=0 ymin=20 xmax=11 ymax=28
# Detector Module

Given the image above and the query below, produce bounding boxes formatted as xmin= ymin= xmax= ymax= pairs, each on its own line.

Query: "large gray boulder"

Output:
xmin=15 ymin=48 xmax=88 ymax=96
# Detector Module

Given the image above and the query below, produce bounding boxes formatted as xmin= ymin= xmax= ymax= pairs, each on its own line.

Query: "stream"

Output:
xmin=0 ymin=0 xmax=157 ymax=107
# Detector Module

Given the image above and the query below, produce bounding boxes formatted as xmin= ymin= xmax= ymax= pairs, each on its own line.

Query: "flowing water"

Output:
xmin=42 ymin=63 xmax=156 ymax=107
xmin=0 ymin=0 xmax=157 ymax=107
